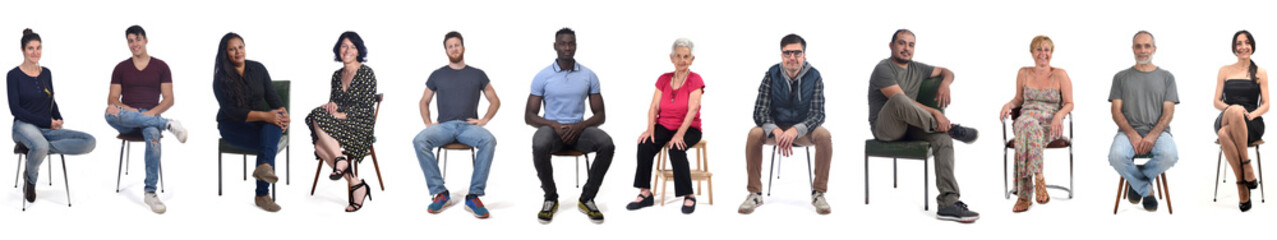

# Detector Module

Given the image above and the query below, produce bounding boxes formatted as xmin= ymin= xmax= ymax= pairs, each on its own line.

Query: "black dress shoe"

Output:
xmin=626 ymin=193 xmax=654 ymax=210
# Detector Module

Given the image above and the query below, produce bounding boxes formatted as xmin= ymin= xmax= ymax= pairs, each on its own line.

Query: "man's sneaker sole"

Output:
xmin=427 ymin=201 xmax=452 ymax=214
xmin=937 ymin=215 xmax=979 ymax=223
xmin=464 ymin=205 xmax=490 ymax=219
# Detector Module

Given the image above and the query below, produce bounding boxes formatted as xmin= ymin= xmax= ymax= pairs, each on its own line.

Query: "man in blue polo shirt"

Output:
xmin=525 ymin=28 xmax=615 ymax=224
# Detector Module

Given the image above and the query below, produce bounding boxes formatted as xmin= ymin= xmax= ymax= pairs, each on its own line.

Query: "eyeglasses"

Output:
xmin=782 ymin=50 xmax=804 ymax=57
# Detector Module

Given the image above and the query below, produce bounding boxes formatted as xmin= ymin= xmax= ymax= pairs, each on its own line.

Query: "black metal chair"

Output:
xmin=115 ymin=130 xmax=165 ymax=193
xmin=13 ymin=143 xmax=70 ymax=211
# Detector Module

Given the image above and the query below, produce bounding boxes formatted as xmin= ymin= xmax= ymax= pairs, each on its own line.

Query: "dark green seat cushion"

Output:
xmin=864 ymin=77 xmax=945 ymax=159
xmin=865 ymin=139 xmax=931 ymax=159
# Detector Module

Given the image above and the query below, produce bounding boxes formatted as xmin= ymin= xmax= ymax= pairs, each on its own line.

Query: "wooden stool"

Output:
xmin=654 ymin=140 xmax=712 ymax=205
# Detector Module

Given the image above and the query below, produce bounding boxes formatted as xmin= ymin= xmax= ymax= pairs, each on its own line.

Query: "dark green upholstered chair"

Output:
xmin=217 ymin=80 xmax=290 ymax=199
xmin=864 ymin=76 xmax=943 ymax=210
xmin=1114 ymin=153 xmax=1172 ymax=214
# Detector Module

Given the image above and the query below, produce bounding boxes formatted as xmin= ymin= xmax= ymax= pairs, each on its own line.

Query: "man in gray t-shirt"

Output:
xmin=1108 ymin=31 xmax=1178 ymax=212
xmin=866 ymin=29 xmax=979 ymax=223
xmin=412 ymin=31 xmax=501 ymax=218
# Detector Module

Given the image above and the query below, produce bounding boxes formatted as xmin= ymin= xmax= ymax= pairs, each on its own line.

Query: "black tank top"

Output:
xmin=1222 ymin=79 xmax=1262 ymax=111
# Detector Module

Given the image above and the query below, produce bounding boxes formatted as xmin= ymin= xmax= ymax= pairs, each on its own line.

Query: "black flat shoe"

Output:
xmin=625 ymin=193 xmax=654 ymax=210
xmin=681 ymin=197 xmax=697 ymax=214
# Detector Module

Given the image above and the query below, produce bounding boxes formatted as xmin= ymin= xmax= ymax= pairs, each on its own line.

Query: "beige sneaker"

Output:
xmin=812 ymin=191 xmax=831 ymax=215
xmin=255 ymin=196 xmax=281 ymax=212
xmin=144 ymin=192 xmax=167 ymax=214
xmin=738 ymin=192 xmax=763 ymax=214
xmin=252 ymin=163 xmax=279 ymax=184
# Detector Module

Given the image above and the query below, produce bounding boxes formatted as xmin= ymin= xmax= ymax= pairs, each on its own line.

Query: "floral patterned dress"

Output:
xmin=1013 ymin=86 xmax=1060 ymax=200
xmin=305 ymin=65 xmax=378 ymax=162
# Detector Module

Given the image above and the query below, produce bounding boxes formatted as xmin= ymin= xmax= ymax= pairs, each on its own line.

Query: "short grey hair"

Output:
xmin=671 ymin=38 xmax=694 ymax=56
xmin=1134 ymin=30 xmax=1156 ymax=46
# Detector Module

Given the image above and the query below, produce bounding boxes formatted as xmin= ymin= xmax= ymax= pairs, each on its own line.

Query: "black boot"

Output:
xmin=23 ymin=171 xmax=35 ymax=203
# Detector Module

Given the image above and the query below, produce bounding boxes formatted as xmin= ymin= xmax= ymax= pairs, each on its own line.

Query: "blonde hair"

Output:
xmin=1030 ymin=35 xmax=1054 ymax=54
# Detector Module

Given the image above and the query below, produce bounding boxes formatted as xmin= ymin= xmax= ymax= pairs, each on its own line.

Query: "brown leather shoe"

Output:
xmin=255 ymin=196 xmax=281 ymax=212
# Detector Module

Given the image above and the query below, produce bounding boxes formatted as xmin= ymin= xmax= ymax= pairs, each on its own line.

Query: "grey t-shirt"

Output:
xmin=426 ymin=65 xmax=491 ymax=123
xmin=868 ymin=58 xmax=935 ymax=124
xmin=1108 ymin=66 xmax=1179 ymax=136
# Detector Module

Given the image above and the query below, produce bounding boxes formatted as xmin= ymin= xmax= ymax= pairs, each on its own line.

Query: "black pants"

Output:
xmin=634 ymin=125 xmax=702 ymax=196
xmin=532 ymin=126 xmax=615 ymax=201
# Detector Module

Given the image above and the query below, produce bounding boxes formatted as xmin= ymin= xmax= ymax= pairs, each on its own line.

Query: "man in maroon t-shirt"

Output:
xmin=103 ymin=25 xmax=188 ymax=214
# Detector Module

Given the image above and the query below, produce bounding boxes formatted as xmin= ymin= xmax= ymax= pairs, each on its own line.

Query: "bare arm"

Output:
xmin=1111 ymin=100 xmax=1141 ymax=139
xmin=675 ymin=89 xmax=703 ymax=136
xmin=144 ymin=83 xmax=175 ymax=115
xmin=645 ymin=89 xmax=661 ymax=129
xmin=1251 ymin=69 xmax=1271 ymax=118
xmin=524 ymin=95 xmax=560 ymax=128
xmin=931 ymin=67 xmax=955 ymax=107
xmin=1215 ymin=67 xmax=1231 ymax=110
xmin=1053 ymin=69 xmax=1075 ymax=120
xmin=106 ymin=84 xmax=136 ymax=111
xmin=419 ymin=88 xmax=435 ymax=126
xmin=580 ymin=94 xmax=606 ymax=128
xmin=476 ymin=84 xmax=501 ymax=124
xmin=1144 ymin=101 xmax=1175 ymax=141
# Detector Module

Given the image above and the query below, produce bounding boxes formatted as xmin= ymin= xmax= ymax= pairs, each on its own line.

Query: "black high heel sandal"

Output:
xmin=347 ymin=179 xmax=372 ymax=212
xmin=1241 ymin=160 xmax=1259 ymax=190
xmin=330 ymin=156 xmax=350 ymax=181
xmin=1239 ymin=160 xmax=1254 ymax=212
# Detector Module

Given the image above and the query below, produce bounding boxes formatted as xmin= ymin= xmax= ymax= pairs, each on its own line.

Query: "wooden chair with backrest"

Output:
xmin=310 ymin=93 xmax=385 ymax=195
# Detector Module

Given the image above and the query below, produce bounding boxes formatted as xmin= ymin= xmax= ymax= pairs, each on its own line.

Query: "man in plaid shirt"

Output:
xmin=739 ymin=34 xmax=833 ymax=215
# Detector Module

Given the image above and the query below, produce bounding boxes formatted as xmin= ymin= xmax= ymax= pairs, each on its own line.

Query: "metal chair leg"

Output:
xmin=574 ymin=156 xmax=580 ymax=188
xmin=440 ymin=147 xmax=448 ymax=181
xmin=806 ymin=147 xmax=814 ymax=190
xmin=924 ymin=156 xmax=930 ymax=211
xmin=218 ymin=153 xmax=223 ymax=196
xmin=1215 ymin=150 xmax=1223 ymax=202
xmin=116 ymin=140 xmax=127 ymax=193
xmin=242 ymin=155 xmax=247 ymax=181
xmin=864 ymin=154 xmax=870 ymax=204
xmin=61 ymin=155 xmax=70 ymax=207
xmin=767 ymin=145 xmax=776 ymax=196
xmin=1003 ymin=145 xmax=1009 ymax=199
xmin=1257 ymin=146 xmax=1265 ymax=202
xmin=159 ymin=159 xmax=165 ymax=193
xmin=893 ymin=158 xmax=898 ymax=188
xmin=125 ymin=142 xmax=131 ymax=175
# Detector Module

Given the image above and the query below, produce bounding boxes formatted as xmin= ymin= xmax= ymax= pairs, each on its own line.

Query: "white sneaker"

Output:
xmin=144 ymin=192 xmax=167 ymax=214
xmin=738 ymin=192 xmax=764 ymax=214
xmin=167 ymin=120 xmax=188 ymax=143
xmin=812 ymin=191 xmax=831 ymax=214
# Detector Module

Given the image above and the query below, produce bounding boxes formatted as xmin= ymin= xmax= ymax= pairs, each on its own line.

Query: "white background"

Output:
xmin=1 ymin=0 xmax=1273 ymax=238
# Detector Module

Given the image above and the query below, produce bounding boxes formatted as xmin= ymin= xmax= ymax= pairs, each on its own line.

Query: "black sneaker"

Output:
xmin=625 ymin=193 xmax=654 ymax=210
xmin=936 ymin=201 xmax=980 ymax=223
xmin=1142 ymin=196 xmax=1158 ymax=211
xmin=578 ymin=200 xmax=604 ymax=223
xmin=947 ymin=124 xmax=978 ymax=144
xmin=537 ymin=199 xmax=558 ymax=223
xmin=1126 ymin=183 xmax=1140 ymax=204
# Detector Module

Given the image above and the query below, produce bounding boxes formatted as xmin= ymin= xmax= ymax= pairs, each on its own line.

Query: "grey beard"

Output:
xmin=1136 ymin=55 xmax=1153 ymax=65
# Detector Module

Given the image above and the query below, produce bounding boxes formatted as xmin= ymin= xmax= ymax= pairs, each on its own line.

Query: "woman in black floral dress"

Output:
xmin=306 ymin=31 xmax=377 ymax=212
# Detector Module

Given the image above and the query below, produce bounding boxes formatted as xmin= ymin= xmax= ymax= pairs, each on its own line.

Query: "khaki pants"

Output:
xmin=745 ymin=126 xmax=832 ymax=193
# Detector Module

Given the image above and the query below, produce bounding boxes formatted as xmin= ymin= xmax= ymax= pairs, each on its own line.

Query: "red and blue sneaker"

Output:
xmin=427 ymin=192 xmax=451 ymax=214
xmin=465 ymin=194 xmax=490 ymax=218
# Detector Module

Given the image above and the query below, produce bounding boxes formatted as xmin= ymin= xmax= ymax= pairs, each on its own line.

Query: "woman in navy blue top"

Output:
xmin=212 ymin=32 xmax=289 ymax=212
xmin=8 ymin=29 xmax=96 ymax=203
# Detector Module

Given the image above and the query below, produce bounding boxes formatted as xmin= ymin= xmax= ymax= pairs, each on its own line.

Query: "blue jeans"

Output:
xmin=219 ymin=122 xmax=283 ymax=197
xmin=1108 ymin=132 xmax=1178 ymax=197
xmin=12 ymin=120 xmax=96 ymax=184
xmin=105 ymin=108 xmax=169 ymax=193
xmin=412 ymin=120 xmax=497 ymax=196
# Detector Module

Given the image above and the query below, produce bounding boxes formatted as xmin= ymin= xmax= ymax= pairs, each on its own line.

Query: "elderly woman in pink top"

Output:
xmin=626 ymin=38 xmax=705 ymax=214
